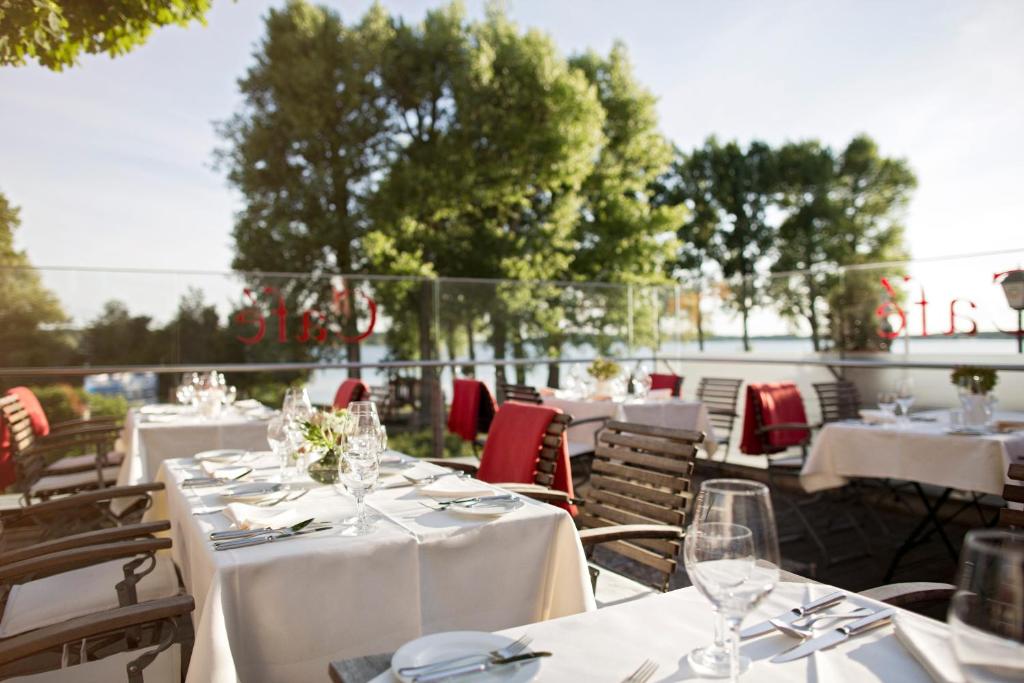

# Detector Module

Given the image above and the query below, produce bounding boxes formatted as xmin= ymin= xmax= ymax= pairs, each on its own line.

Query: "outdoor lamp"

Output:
xmin=994 ymin=269 xmax=1024 ymax=353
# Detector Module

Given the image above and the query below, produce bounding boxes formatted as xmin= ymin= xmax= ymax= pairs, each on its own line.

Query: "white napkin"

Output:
xmin=140 ymin=403 xmax=187 ymax=415
xmin=860 ymin=409 xmax=897 ymax=425
xmin=646 ymin=388 xmax=673 ymax=400
xmin=418 ymin=477 xmax=495 ymax=499
xmin=200 ymin=452 xmax=279 ymax=478
xmin=223 ymin=503 xmax=308 ymax=530
xmin=235 ymin=399 xmax=263 ymax=410
xmin=894 ymin=615 xmax=964 ymax=683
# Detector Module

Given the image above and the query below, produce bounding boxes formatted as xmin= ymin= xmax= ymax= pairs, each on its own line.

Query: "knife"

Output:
xmin=770 ymin=608 xmax=895 ymax=663
xmin=412 ymin=651 xmax=551 ymax=682
xmin=741 ymin=591 xmax=846 ymax=639
xmin=209 ymin=518 xmax=315 ymax=541
xmin=212 ymin=524 xmax=332 ymax=550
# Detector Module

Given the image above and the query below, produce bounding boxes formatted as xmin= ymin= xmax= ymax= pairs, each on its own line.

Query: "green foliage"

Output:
xmin=27 ymin=384 xmax=128 ymax=422
xmin=386 ymin=427 xmax=473 ymax=460
xmin=951 ymin=366 xmax=998 ymax=394
xmin=0 ymin=0 xmax=212 ymax=71
xmin=586 ymin=357 xmax=620 ymax=381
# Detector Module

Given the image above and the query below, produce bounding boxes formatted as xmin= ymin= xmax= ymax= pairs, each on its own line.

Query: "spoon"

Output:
xmin=771 ymin=609 xmax=873 ymax=639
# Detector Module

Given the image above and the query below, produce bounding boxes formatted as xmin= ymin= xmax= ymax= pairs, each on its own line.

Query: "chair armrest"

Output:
xmin=569 ymin=416 xmax=610 ymax=428
xmin=3 ymin=484 xmax=164 ymax=523
xmin=578 ymin=524 xmax=684 ymax=547
xmin=495 ymin=484 xmax=584 ymax=506
xmin=424 ymin=460 xmax=479 ymax=475
xmin=706 ymin=407 xmax=738 ymax=418
xmin=50 ymin=416 xmax=120 ymax=430
xmin=0 ymin=538 xmax=172 ymax=583
xmin=0 ymin=521 xmax=171 ymax=566
xmin=46 ymin=422 xmax=121 ymax=439
xmin=23 ymin=432 xmax=116 ymax=457
xmin=0 ymin=595 xmax=195 ymax=666
xmin=859 ymin=582 xmax=956 ymax=607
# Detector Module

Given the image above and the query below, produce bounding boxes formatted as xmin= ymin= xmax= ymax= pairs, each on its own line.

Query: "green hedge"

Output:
xmin=27 ymin=384 xmax=128 ymax=423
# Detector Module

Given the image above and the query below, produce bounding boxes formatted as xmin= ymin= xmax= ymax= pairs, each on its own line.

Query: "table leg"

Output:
xmin=883 ymin=485 xmax=957 ymax=583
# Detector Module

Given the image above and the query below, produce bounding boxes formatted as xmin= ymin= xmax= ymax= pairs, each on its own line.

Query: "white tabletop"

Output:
xmin=542 ymin=397 xmax=718 ymax=456
xmin=368 ymin=580 xmax=940 ymax=682
xmin=147 ymin=455 xmax=594 ymax=683
xmin=802 ymin=410 xmax=1024 ymax=496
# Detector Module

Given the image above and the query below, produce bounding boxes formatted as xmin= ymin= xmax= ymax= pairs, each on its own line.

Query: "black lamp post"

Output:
xmin=996 ymin=269 xmax=1024 ymax=353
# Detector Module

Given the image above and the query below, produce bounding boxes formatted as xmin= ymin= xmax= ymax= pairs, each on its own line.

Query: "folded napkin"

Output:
xmin=418 ymin=476 xmax=495 ymax=499
xmin=860 ymin=409 xmax=897 ymax=425
xmin=200 ymin=452 xmax=279 ymax=478
xmin=894 ymin=615 xmax=964 ymax=683
xmin=140 ymin=403 xmax=188 ymax=415
xmin=224 ymin=502 xmax=307 ymax=531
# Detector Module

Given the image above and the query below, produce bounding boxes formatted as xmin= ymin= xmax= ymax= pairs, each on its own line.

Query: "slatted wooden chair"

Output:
xmin=696 ymin=377 xmax=743 ymax=455
xmin=1000 ymin=464 xmax=1024 ymax=528
xmin=813 ymin=380 xmax=862 ymax=424
xmin=497 ymin=383 xmax=543 ymax=405
xmin=1 ymin=395 xmax=121 ymax=504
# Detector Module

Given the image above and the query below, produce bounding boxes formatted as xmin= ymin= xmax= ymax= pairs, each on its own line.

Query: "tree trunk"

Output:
xmin=416 ymin=283 xmax=442 ymax=459
xmin=512 ymin=335 xmax=527 ymax=385
xmin=696 ymin=287 xmax=705 ymax=352
xmin=740 ymin=275 xmax=751 ymax=352
xmin=492 ymin=317 xmax=508 ymax=386
xmin=546 ymin=337 xmax=562 ymax=388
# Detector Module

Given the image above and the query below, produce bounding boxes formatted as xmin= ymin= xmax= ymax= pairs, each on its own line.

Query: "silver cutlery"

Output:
xmin=212 ymin=524 xmax=333 ymax=550
xmin=740 ymin=591 xmax=846 ymax=639
xmin=420 ymin=494 xmax=514 ymax=511
xmin=621 ymin=659 xmax=658 ymax=683
xmin=397 ymin=635 xmax=531 ymax=677
xmin=411 ymin=651 xmax=550 ymax=683
xmin=770 ymin=608 xmax=873 ymax=639
xmin=209 ymin=517 xmax=315 ymax=541
xmin=182 ymin=468 xmax=253 ymax=488
xmin=770 ymin=608 xmax=895 ymax=663
xmin=402 ymin=470 xmax=462 ymax=485
xmin=258 ymin=488 xmax=310 ymax=507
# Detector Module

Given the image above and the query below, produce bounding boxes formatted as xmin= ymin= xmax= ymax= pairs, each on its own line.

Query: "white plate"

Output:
xmin=221 ymin=482 xmax=283 ymax=502
xmin=446 ymin=498 xmax=524 ymax=517
xmin=391 ymin=631 xmax=540 ymax=683
xmin=194 ymin=449 xmax=247 ymax=463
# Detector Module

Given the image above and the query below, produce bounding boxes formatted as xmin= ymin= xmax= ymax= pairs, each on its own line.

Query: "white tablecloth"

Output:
xmin=116 ymin=407 xmax=273 ymax=486
xmin=802 ymin=410 xmax=1024 ymax=496
xmin=369 ymin=580 xmax=939 ymax=682
xmin=148 ymin=457 xmax=595 ymax=683
xmin=543 ymin=397 xmax=718 ymax=456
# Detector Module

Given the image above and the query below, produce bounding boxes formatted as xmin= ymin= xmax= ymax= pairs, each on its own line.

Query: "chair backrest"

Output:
xmin=1001 ymin=464 xmax=1024 ymax=528
xmin=649 ymin=373 xmax=683 ymax=397
xmin=6 ymin=387 xmax=50 ymax=437
xmin=739 ymin=383 xmax=811 ymax=456
xmin=332 ymin=378 xmax=369 ymax=410
xmin=446 ymin=379 xmax=497 ymax=442
xmin=580 ymin=421 xmax=704 ymax=592
xmin=813 ymin=381 xmax=861 ymax=424
xmin=0 ymin=394 xmax=42 ymax=490
xmin=696 ymin=377 xmax=743 ymax=448
xmin=497 ymin=383 xmax=543 ymax=405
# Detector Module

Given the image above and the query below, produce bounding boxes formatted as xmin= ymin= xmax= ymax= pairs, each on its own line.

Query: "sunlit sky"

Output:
xmin=2 ymin=0 xmax=1023 ymax=333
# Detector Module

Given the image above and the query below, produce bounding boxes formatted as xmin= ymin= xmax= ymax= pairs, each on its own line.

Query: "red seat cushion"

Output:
xmin=739 ymin=383 xmax=810 ymax=455
xmin=332 ymin=379 xmax=370 ymax=410
xmin=446 ymin=379 xmax=496 ymax=442
xmin=477 ymin=402 xmax=576 ymax=515
xmin=650 ymin=373 xmax=682 ymax=397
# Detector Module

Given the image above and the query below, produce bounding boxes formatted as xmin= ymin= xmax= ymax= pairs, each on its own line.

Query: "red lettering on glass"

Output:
xmin=235 ymin=288 xmax=266 ymax=345
xmin=876 ymin=277 xmax=907 ymax=339
xmin=945 ymin=299 xmax=978 ymax=336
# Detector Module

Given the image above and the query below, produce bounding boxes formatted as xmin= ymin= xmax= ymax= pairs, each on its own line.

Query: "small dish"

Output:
xmin=391 ymin=631 xmax=539 ymax=683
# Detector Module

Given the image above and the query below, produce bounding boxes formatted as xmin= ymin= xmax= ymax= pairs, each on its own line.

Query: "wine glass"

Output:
xmin=896 ymin=378 xmax=915 ymax=423
xmin=685 ymin=479 xmax=780 ymax=681
xmin=223 ymin=385 xmax=237 ymax=408
xmin=341 ymin=450 xmax=379 ymax=536
xmin=949 ymin=529 xmax=1024 ymax=683
xmin=877 ymin=390 xmax=898 ymax=423
xmin=631 ymin=365 xmax=653 ymax=399
xmin=282 ymin=387 xmax=313 ymax=421
xmin=267 ymin=415 xmax=290 ymax=479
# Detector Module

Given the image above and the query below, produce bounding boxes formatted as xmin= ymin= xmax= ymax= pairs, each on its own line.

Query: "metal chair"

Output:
xmin=496 ymin=383 xmax=543 ymax=405
xmin=813 ymin=380 xmax=861 ymax=423
xmin=696 ymin=377 xmax=742 ymax=455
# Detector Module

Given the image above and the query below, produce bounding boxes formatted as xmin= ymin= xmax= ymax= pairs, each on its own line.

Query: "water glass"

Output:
xmin=949 ymin=529 xmax=1024 ymax=682
xmin=685 ymin=479 xmax=780 ymax=681
xmin=341 ymin=450 xmax=379 ymax=536
xmin=282 ymin=387 xmax=313 ymax=422
xmin=896 ymin=378 xmax=915 ymax=422
xmin=631 ymin=365 xmax=653 ymax=398
xmin=267 ymin=416 xmax=289 ymax=477
xmin=877 ymin=390 xmax=898 ymax=422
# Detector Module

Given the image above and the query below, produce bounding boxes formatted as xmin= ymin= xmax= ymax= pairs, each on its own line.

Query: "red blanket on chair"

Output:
xmin=739 ymin=382 xmax=810 ymax=454
xmin=477 ymin=402 xmax=577 ymax=515
xmin=332 ymin=379 xmax=369 ymax=410
xmin=8 ymin=387 xmax=50 ymax=436
xmin=650 ymin=373 xmax=682 ymax=397
xmin=446 ymin=379 xmax=496 ymax=442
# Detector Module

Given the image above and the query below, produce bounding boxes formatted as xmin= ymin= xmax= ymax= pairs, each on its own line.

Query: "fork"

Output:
xmin=622 ymin=659 xmax=658 ymax=683
xmin=256 ymin=488 xmax=310 ymax=507
xmin=397 ymin=635 xmax=531 ymax=677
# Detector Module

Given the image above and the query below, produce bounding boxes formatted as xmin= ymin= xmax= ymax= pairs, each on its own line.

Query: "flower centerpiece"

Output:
xmin=301 ymin=408 xmax=350 ymax=484
xmin=587 ymin=358 xmax=622 ymax=398
xmin=950 ymin=366 xmax=998 ymax=427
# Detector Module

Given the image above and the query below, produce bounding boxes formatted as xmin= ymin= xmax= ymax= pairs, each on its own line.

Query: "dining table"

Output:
xmin=331 ymin=578 xmax=949 ymax=682
xmin=541 ymin=395 xmax=719 ymax=457
xmin=146 ymin=452 xmax=595 ymax=683
xmin=801 ymin=408 xmax=1024 ymax=579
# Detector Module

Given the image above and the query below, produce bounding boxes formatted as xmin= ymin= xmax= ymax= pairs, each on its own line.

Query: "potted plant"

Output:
xmin=301 ymin=408 xmax=351 ymax=484
xmin=950 ymin=366 xmax=998 ymax=427
xmin=587 ymin=358 xmax=622 ymax=398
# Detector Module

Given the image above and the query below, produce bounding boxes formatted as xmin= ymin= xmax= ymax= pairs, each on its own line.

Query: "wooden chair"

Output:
xmin=813 ymin=380 xmax=862 ymax=424
xmin=497 ymin=383 xmax=543 ymax=405
xmin=520 ymin=421 xmax=704 ymax=597
xmin=331 ymin=379 xmax=369 ymax=410
xmin=1000 ymin=464 xmax=1024 ymax=528
xmin=0 ymin=525 xmax=193 ymax=681
xmin=696 ymin=377 xmax=743 ymax=455
xmin=1 ymin=396 xmax=121 ymax=504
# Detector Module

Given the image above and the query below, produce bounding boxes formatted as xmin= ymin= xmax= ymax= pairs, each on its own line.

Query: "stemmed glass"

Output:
xmin=896 ymin=378 xmax=915 ymax=424
xmin=685 ymin=479 xmax=780 ymax=681
xmin=877 ymin=390 xmax=898 ymax=424
xmin=632 ymin=365 xmax=653 ymax=399
xmin=949 ymin=529 xmax=1024 ymax=683
xmin=281 ymin=388 xmax=313 ymax=478
xmin=341 ymin=403 xmax=383 ymax=536
xmin=266 ymin=415 xmax=292 ymax=481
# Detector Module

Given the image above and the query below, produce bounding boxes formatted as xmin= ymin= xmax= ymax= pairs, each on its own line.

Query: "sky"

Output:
xmin=2 ymin=0 xmax=1023 ymax=331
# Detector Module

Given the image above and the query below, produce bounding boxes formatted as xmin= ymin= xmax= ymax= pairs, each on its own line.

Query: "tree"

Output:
xmin=0 ymin=0 xmax=212 ymax=71
xmin=667 ymin=138 xmax=778 ymax=351
xmin=0 ymin=190 xmax=72 ymax=369
xmin=770 ymin=135 xmax=914 ymax=351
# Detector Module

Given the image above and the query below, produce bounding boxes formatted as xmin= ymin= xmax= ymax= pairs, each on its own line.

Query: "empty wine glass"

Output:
xmin=282 ymin=387 xmax=313 ymax=422
xmin=267 ymin=415 xmax=290 ymax=479
xmin=223 ymin=385 xmax=237 ymax=407
xmin=949 ymin=529 xmax=1024 ymax=683
xmin=631 ymin=365 xmax=653 ymax=399
xmin=341 ymin=450 xmax=379 ymax=536
xmin=685 ymin=479 xmax=780 ymax=681
xmin=896 ymin=378 xmax=915 ymax=423
xmin=877 ymin=390 xmax=898 ymax=423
